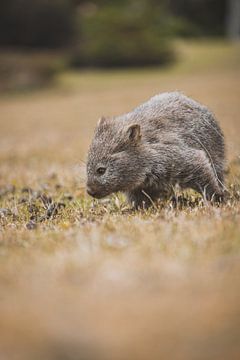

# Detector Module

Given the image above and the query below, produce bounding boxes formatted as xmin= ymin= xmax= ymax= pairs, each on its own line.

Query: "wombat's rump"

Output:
xmin=86 ymin=92 xmax=225 ymax=208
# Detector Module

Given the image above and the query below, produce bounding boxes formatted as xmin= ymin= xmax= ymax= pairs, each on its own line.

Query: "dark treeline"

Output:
xmin=0 ymin=0 xmax=229 ymax=47
xmin=0 ymin=0 xmax=235 ymax=67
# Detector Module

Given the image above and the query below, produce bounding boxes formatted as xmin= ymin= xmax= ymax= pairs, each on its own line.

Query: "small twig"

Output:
xmin=141 ymin=190 xmax=158 ymax=210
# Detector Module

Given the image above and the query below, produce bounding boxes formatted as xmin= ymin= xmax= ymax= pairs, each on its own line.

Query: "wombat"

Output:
xmin=86 ymin=92 xmax=225 ymax=208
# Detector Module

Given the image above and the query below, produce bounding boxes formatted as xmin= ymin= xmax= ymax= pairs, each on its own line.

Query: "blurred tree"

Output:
xmin=71 ymin=0 xmax=175 ymax=67
xmin=168 ymin=0 xmax=227 ymax=36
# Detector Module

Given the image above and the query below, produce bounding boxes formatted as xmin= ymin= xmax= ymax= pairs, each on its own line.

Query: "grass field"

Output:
xmin=0 ymin=41 xmax=240 ymax=360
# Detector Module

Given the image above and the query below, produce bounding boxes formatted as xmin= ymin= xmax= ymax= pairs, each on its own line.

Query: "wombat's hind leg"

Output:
xmin=183 ymin=150 xmax=224 ymax=202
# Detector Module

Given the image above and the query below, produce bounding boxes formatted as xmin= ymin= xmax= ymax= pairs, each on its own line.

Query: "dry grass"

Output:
xmin=0 ymin=41 xmax=240 ymax=360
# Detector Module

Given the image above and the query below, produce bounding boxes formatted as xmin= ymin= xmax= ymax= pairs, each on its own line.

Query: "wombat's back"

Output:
xmin=118 ymin=92 xmax=225 ymax=183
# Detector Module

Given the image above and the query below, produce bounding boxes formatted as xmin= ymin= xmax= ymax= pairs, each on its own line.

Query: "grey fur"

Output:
xmin=86 ymin=92 xmax=225 ymax=208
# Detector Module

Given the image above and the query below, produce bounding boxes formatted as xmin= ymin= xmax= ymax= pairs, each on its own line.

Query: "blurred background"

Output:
xmin=0 ymin=0 xmax=239 ymax=91
xmin=0 ymin=2 xmax=240 ymax=360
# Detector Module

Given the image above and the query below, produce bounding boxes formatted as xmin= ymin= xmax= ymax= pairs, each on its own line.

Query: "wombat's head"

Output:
xmin=86 ymin=117 xmax=147 ymax=198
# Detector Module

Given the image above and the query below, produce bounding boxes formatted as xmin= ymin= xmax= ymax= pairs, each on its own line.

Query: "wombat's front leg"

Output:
xmin=126 ymin=188 xmax=162 ymax=209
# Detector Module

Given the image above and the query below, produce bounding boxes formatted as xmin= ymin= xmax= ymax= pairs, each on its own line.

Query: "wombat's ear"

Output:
xmin=127 ymin=124 xmax=141 ymax=142
xmin=98 ymin=116 xmax=107 ymax=127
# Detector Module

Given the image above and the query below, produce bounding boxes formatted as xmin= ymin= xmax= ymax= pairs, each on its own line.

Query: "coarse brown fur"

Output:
xmin=86 ymin=92 xmax=225 ymax=208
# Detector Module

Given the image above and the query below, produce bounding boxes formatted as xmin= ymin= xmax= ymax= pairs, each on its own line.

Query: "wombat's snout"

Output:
xmin=86 ymin=183 xmax=104 ymax=198
xmin=87 ymin=183 xmax=108 ymax=199
xmin=86 ymin=185 xmax=97 ymax=197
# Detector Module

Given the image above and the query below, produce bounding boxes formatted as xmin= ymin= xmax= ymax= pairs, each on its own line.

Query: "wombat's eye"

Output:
xmin=96 ymin=167 xmax=106 ymax=175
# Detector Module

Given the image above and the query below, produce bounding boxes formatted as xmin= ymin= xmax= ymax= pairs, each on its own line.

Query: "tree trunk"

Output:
xmin=226 ymin=0 xmax=240 ymax=40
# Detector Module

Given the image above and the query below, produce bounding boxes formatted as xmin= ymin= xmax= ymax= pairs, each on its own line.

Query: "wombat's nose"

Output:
xmin=87 ymin=186 xmax=97 ymax=197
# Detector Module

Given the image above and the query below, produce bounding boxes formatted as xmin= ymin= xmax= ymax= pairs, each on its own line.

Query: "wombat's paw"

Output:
xmin=218 ymin=188 xmax=236 ymax=202
xmin=210 ymin=192 xmax=225 ymax=204
xmin=131 ymin=201 xmax=149 ymax=211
